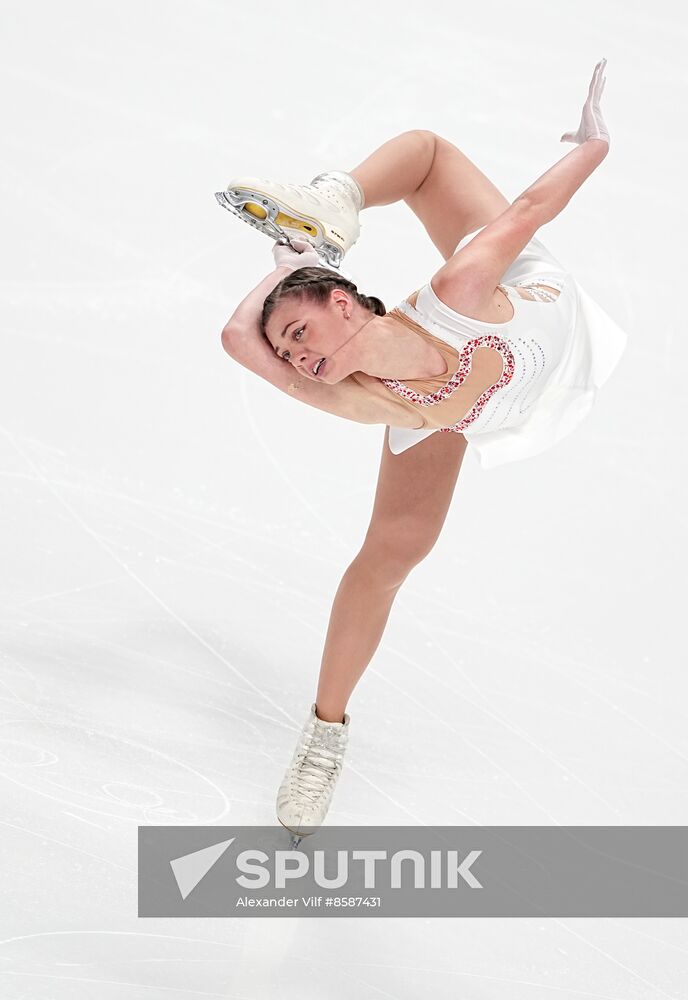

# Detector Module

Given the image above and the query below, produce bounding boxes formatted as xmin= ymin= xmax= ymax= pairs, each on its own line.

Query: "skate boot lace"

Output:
xmin=292 ymin=724 xmax=347 ymax=805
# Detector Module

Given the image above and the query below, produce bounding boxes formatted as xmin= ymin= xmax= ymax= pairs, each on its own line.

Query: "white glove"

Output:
xmin=271 ymin=236 xmax=357 ymax=283
xmin=272 ymin=237 xmax=323 ymax=271
xmin=561 ymin=58 xmax=609 ymax=146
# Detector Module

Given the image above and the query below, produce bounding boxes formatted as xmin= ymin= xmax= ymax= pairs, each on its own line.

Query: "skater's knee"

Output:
xmin=357 ymin=523 xmax=439 ymax=586
xmin=410 ymin=128 xmax=437 ymax=145
xmin=408 ymin=129 xmax=437 ymax=162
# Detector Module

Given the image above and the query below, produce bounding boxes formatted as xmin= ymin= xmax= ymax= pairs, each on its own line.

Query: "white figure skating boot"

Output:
xmin=214 ymin=170 xmax=365 ymax=269
xmin=276 ymin=702 xmax=351 ymax=848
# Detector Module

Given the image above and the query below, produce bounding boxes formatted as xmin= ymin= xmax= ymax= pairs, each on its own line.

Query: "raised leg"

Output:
xmin=349 ymin=129 xmax=511 ymax=261
xmin=347 ymin=130 xmax=438 ymax=208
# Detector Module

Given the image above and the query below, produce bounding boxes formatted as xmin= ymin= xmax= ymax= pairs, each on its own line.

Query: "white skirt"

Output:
xmin=387 ymin=231 xmax=628 ymax=470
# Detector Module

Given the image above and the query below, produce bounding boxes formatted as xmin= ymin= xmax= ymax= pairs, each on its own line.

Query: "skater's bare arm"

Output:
xmin=432 ymin=60 xmax=610 ymax=312
xmin=223 ymin=265 xmax=293 ymax=331
xmin=221 ymin=271 xmax=384 ymax=424
xmin=516 ymin=139 xmax=609 ymax=227
xmin=432 ymin=141 xmax=607 ymax=300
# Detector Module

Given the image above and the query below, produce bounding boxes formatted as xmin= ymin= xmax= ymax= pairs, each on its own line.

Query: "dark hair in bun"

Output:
xmin=260 ymin=266 xmax=386 ymax=343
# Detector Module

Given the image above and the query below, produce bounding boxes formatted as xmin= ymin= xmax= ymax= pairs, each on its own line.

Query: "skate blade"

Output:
xmin=220 ymin=185 xmax=322 ymax=239
xmin=214 ymin=188 xmax=343 ymax=269
xmin=278 ymin=817 xmax=317 ymax=848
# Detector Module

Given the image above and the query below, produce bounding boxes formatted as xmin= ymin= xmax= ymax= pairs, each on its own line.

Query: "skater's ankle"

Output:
xmin=314 ymin=703 xmax=345 ymax=724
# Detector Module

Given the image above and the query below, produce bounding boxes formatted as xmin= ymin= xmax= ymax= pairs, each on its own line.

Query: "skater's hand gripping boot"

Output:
xmin=272 ymin=238 xmax=324 ymax=272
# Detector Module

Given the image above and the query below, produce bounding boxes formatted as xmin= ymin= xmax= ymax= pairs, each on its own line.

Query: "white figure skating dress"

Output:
xmin=372 ymin=227 xmax=628 ymax=470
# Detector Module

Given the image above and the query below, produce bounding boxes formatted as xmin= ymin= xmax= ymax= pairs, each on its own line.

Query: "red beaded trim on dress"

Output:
xmin=380 ymin=332 xmax=516 ymax=434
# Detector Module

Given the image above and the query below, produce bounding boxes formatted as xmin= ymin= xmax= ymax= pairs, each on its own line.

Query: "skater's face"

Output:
xmin=265 ymin=290 xmax=366 ymax=384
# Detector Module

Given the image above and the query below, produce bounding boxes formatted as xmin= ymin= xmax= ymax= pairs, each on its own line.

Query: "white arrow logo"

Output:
xmin=170 ymin=838 xmax=235 ymax=900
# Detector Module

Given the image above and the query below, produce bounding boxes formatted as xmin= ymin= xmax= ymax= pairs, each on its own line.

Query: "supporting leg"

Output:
xmin=314 ymin=555 xmax=406 ymax=723
xmin=314 ymin=428 xmax=468 ymax=723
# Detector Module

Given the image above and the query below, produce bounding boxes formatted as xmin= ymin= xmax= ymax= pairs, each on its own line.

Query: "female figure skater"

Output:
xmin=217 ymin=59 xmax=625 ymax=843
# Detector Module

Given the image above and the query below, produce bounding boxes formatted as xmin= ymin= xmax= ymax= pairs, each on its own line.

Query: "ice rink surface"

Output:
xmin=1 ymin=0 xmax=687 ymax=995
